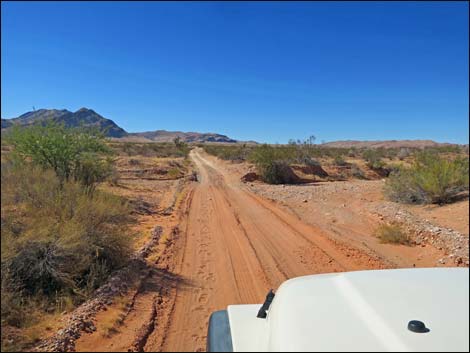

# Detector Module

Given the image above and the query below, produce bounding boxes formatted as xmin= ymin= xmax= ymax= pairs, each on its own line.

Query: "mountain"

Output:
xmin=124 ymin=130 xmax=238 ymax=143
xmin=320 ymin=140 xmax=457 ymax=149
xmin=1 ymin=108 xmax=127 ymax=137
xmin=2 ymin=108 xmax=242 ymax=143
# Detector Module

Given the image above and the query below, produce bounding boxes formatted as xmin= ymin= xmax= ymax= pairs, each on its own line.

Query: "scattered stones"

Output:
xmin=247 ymin=178 xmax=468 ymax=268
xmin=374 ymin=203 xmax=469 ymax=267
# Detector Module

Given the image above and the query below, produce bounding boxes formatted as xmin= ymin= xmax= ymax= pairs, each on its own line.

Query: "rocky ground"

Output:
xmin=373 ymin=202 xmax=469 ymax=266
xmin=245 ymin=179 xmax=468 ymax=267
xmin=219 ymin=158 xmax=469 ymax=268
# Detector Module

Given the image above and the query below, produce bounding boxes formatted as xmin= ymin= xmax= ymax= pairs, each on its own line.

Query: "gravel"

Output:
xmin=372 ymin=203 xmax=469 ymax=266
xmin=246 ymin=179 xmax=468 ymax=267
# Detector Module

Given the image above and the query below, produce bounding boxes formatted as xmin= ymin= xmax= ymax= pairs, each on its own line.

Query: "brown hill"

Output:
xmin=321 ymin=140 xmax=456 ymax=149
xmin=2 ymin=108 xmax=242 ymax=143
xmin=122 ymin=130 xmax=238 ymax=143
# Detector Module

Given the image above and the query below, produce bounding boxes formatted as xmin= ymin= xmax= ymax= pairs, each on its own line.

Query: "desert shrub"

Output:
xmin=248 ymin=145 xmax=299 ymax=184
xmin=362 ymin=149 xmax=386 ymax=169
xmin=167 ymin=168 xmax=181 ymax=179
xmin=385 ymin=167 xmax=426 ymax=203
xmin=296 ymin=152 xmax=321 ymax=166
xmin=203 ymin=144 xmax=253 ymax=162
xmin=397 ymin=148 xmax=411 ymax=160
xmin=1 ymin=162 xmax=132 ymax=315
xmin=260 ymin=161 xmax=298 ymax=184
xmin=385 ymin=153 xmax=469 ymax=204
xmin=1 ymin=289 xmax=28 ymax=327
xmin=351 ymin=164 xmax=366 ymax=179
xmin=5 ymin=122 xmax=112 ymax=190
xmin=333 ymin=155 xmax=347 ymax=166
xmin=347 ymin=149 xmax=357 ymax=158
xmin=375 ymin=224 xmax=410 ymax=245
xmin=109 ymin=142 xmax=189 ymax=158
xmin=73 ymin=154 xmax=117 ymax=193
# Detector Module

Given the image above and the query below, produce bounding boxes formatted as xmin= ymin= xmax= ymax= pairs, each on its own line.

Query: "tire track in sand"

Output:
xmin=156 ymin=149 xmax=385 ymax=352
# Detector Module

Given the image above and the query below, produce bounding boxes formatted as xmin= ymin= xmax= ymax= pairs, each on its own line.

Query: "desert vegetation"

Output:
xmin=385 ymin=152 xmax=469 ymax=204
xmin=1 ymin=124 xmax=134 ymax=351
xmin=374 ymin=224 xmax=411 ymax=245
xmin=108 ymin=139 xmax=190 ymax=159
xmin=202 ymin=141 xmax=469 ymax=193
xmin=5 ymin=122 xmax=116 ymax=192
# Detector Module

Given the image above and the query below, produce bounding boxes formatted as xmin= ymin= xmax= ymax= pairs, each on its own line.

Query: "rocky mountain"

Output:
xmin=125 ymin=130 xmax=237 ymax=143
xmin=1 ymin=108 xmax=127 ymax=137
xmin=2 ymin=108 xmax=241 ymax=143
xmin=320 ymin=140 xmax=456 ymax=149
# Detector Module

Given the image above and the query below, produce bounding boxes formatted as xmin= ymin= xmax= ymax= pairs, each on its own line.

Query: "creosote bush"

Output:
xmin=385 ymin=152 xmax=469 ymax=204
xmin=248 ymin=144 xmax=300 ymax=184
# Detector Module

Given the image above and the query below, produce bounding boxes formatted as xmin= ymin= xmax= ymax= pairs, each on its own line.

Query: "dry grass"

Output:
xmin=1 ymin=310 xmax=64 ymax=352
xmin=375 ymin=224 xmax=411 ymax=245
xmin=98 ymin=294 xmax=134 ymax=338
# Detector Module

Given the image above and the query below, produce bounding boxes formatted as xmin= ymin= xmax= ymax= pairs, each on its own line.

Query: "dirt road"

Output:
xmin=73 ymin=148 xmax=388 ymax=352
xmin=45 ymin=148 xmax=463 ymax=352
xmin=152 ymin=149 xmax=386 ymax=352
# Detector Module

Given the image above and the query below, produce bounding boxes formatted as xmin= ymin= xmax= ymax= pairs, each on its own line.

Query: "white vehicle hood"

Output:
xmin=228 ymin=268 xmax=469 ymax=352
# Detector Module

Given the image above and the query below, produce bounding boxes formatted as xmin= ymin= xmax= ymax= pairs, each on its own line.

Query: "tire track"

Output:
xmin=154 ymin=149 xmax=387 ymax=352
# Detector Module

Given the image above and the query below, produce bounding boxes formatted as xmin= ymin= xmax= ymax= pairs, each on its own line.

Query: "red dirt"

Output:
xmin=149 ymin=149 xmax=387 ymax=352
xmin=72 ymin=148 xmax=460 ymax=352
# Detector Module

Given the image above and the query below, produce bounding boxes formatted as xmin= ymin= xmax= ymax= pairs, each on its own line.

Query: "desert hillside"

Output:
xmin=2 ymin=108 xmax=240 ymax=143
xmin=321 ymin=139 xmax=457 ymax=149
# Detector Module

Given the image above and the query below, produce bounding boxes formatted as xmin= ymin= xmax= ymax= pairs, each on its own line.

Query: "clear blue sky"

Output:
xmin=1 ymin=1 xmax=468 ymax=143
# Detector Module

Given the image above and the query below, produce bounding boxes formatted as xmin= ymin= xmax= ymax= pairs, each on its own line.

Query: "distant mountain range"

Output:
xmin=1 ymin=108 xmax=239 ymax=143
xmin=2 ymin=108 xmax=462 ymax=147
xmin=1 ymin=108 xmax=127 ymax=138
xmin=320 ymin=140 xmax=458 ymax=149
xmin=124 ymin=130 xmax=237 ymax=143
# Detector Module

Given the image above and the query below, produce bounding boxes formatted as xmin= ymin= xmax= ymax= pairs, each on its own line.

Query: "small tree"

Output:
xmin=6 ymin=122 xmax=112 ymax=190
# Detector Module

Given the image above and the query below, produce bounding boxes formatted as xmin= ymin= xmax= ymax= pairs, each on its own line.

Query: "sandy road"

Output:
xmin=157 ymin=149 xmax=385 ymax=352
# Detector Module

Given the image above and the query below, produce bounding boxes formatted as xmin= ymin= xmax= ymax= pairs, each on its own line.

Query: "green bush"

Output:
xmin=385 ymin=153 xmax=469 ymax=204
xmin=5 ymin=122 xmax=112 ymax=190
xmin=1 ymin=162 xmax=132 ymax=316
xmin=248 ymin=144 xmax=299 ymax=184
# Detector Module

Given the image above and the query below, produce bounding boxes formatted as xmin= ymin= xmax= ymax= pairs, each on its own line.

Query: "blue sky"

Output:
xmin=1 ymin=1 xmax=468 ymax=143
